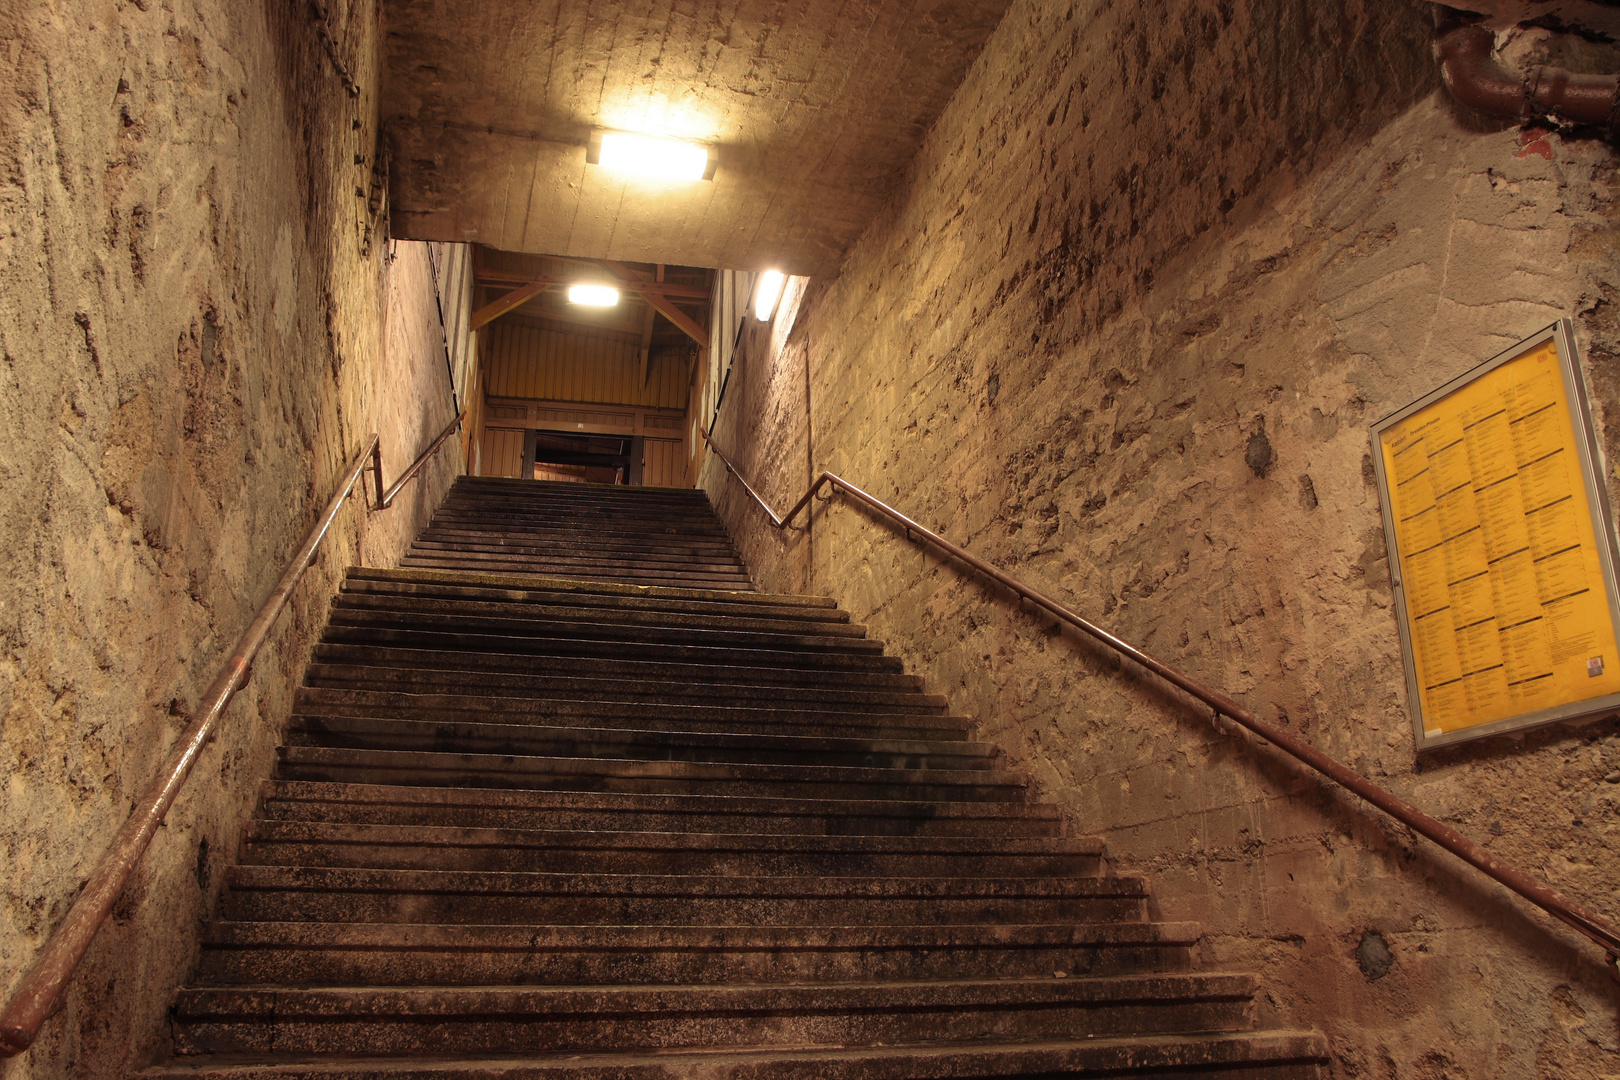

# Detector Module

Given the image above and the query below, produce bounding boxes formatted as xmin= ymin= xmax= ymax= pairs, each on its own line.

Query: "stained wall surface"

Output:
xmin=0 ymin=2 xmax=460 ymax=1077
xmin=705 ymin=1 xmax=1620 ymax=1075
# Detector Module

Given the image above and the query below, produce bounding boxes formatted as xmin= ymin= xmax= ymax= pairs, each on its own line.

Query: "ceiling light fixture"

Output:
xmin=753 ymin=270 xmax=786 ymax=321
xmin=589 ymin=131 xmax=716 ymax=181
xmin=567 ymin=284 xmax=621 ymax=307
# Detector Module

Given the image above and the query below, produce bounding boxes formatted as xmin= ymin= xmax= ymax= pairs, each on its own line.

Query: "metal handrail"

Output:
xmin=702 ymin=437 xmax=1620 ymax=980
xmin=380 ymin=411 xmax=464 ymax=508
xmin=0 ymin=420 xmax=464 ymax=1056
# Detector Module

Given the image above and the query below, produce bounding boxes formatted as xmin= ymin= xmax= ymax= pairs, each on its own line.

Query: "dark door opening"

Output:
xmin=524 ymin=429 xmax=645 ymax=485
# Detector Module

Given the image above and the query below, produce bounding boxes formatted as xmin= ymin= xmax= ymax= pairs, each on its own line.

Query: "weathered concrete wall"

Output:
xmin=0 ymin=2 xmax=460 ymax=1076
xmin=706 ymin=2 xmax=1620 ymax=1075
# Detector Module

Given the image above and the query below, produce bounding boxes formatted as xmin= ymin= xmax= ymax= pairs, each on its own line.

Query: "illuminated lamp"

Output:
xmin=753 ymin=270 xmax=786 ymax=321
xmin=567 ymin=284 xmax=621 ymax=307
xmin=588 ymin=131 xmax=716 ymax=181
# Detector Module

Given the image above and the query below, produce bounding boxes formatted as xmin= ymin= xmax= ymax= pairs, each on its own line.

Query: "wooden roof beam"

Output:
xmin=470 ymin=280 xmax=547 ymax=331
xmin=596 ymin=260 xmax=710 ymax=350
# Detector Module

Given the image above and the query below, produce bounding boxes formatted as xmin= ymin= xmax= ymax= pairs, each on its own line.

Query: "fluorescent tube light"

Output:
xmin=753 ymin=270 xmax=786 ymax=321
xmin=568 ymin=284 xmax=621 ymax=307
xmin=595 ymin=132 xmax=711 ymax=181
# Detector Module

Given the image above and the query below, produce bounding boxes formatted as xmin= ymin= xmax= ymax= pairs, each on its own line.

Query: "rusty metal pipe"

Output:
xmin=381 ymin=412 xmax=465 ymax=509
xmin=701 ymin=438 xmax=1620 ymax=979
xmin=1436 ymin=11 xmax=1620 ymax=127
xmin=0 ymin=435 xmax=382 ymax=1056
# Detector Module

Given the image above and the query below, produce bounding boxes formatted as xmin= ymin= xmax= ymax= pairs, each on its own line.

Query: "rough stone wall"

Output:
xmin=706 ymin=1 xmax=1620 ymax=1075
xmin=0 ymin=3 xmax=460 ymax=1077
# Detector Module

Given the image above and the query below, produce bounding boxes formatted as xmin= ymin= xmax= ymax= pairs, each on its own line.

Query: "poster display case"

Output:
xmin=1370 ymin=320 xmax=1620 ymax=750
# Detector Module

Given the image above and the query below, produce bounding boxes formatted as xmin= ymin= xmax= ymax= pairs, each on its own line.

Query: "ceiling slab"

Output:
xmin=1446 ymin=0 xmax=1620 ymax=39
xmin=382 ymin=1 xmax=1015 ymax=274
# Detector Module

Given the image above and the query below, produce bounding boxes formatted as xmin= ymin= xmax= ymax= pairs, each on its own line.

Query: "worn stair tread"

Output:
xmin=408 ymin=542 xmax=748 ymax=571
xmin=140 ymin=1029 xmax=1330 ymax=1078
xmin=175 ymin=973 xmax=1259 ymax=1016
xmin=345 ymin=567 xmax=830 ymax=608
xmin=286 ymin=715 xmax=999 ymax=762
xmin=220 ymin=866 xmax=1153 ymax=926
xmin=256 ymin=781 xmax=1064 ymax=832
xmin=425 ymin=509 xmax=732 ymax=527
xmin=305 ymin=665 xmax=949 ymax=711
xmin=275 ymin=746 xmax=1031 ymax=792
xmin=410 ymin=536 xmax=742 ymax=560
xmin=332 ymin=599 xmax=868 ymax=642
xmin=308 ymin=649 xmax=922 ymax=693
xmin=200 ymin=920 xmax=1200 ymax=951
xmin=224 ymin=864 xmax=1143 ymax=898
xmin=397 ymin=562 xmax=753 ymax=590
xmin=340 ymin=579 xmax=851 ymax=623
xmin=291 ymin=688 xmax=969 ymax=735
xmin=326 ymin=609 xmax=879 ymax=651
xmin=240 ymin=821 xmax=1102 ymax=857
xmin=314 ymin=635 xmax=909 ymax=675
xmin=401 ymin=552 xmax=750 ymax=579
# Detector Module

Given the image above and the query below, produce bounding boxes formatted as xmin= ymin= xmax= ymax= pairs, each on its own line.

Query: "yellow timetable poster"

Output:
xmin=1378 ymin=335 xmax=1620 ymax=740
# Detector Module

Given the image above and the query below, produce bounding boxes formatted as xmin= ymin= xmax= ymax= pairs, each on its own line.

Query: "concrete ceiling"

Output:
xmin=1448 ymin=0 xmax=1620 ymax=38
xmin=382 ymin=1 xmax=1015 ymax=275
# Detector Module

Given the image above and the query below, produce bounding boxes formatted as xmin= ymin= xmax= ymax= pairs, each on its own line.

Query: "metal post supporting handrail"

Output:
xmin=0 ymin=415 xmax=466 ymax=1056
xmin=380 ymin=411 xmax=464 ymax=508
xmin=701 ymin=438 xmax=1620 ymax=980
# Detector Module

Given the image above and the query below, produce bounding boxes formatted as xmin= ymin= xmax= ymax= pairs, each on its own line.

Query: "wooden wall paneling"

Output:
xmin=480 ymin=424 xmax=525 ymax=478
xmin=644 ymin=438 xmax=684 ymax=487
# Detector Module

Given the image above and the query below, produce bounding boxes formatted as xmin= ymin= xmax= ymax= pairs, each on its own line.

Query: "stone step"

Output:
xmin=344 ymin=566 xmax=819 ymax=605
xmin=430 ymin=502 xmax=728 ymax=521
xmin=414 ymin=527 xmax=742 ymax=556
xmin=273 ymin=746 xmax=1031 ymax=801
xmin=406 ymin=541 xmax=749 ymax=575
xmin=314 ymin=631 xmax=907 ymax=676
xmin=303 ymin=665 xmax=950 ymax=713
xmin=434 ymin=495 xmax=729 ymax=515
xmin=221 ymin=865 xmax=1148 ymax=926
xmin=195 ymin=920 xmax=1201 ymax=985
xmin=170 ymin=974 xmax=1260 ymax=1056
xmin=284 ymin=715 xmax=1001 ymax=771
xmin=291 ymin=687 xmax=973 ymax=740
xmin=425 ymin=501 xmax=733 ymax=521
xmin=308 ymin=643 xmax=930 ymax=692
xmin=237 ymin=821 xmax=1103 ymax=876
xmin=324 ymin=608 xmax=881 ymax=650
xmin=393 ymin=566 xmax=754 ymax=593
xmin=419 ymin=515 xmax=737 ymax=537
xmin=427 ymin=506 xmax=734 ymax=530
xmin=339 ymin=585 xmax=853 ymax=632
xmin=141 ymin=1030 xmax=1331 ymax=1078
xmin=255 ymin=782 xmax=1067 ymax=837
xmin=447 ymin=477 xmax=712 ymax=496
xmin=410 ymin=535 xmax=738 ymax=557
xmin=398 ymin=554 xmax=753 ymax=588
xmin=453 ymin=479 xmax=712 ymax=495
xmin=344 ymin=567 xmax=836 ymax=611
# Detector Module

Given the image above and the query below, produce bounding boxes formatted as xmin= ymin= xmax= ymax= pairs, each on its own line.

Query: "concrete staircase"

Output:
xmin=399 ymin=478 xmax=755 ymax=590
xmin=143 ymin=478 xmax=1328 ymax=1078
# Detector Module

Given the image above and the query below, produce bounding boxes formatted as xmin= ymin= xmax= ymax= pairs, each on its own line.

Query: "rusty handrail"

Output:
xmin=380 ymin=411 xmax=464 ymax=508
xmin=0 ymin=415 xmax=467 ymax=1056
xmin=700 ymin=430 xmax=790 ymax=528
xmin=702 ymin=439 xmax=1620 ymax=980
